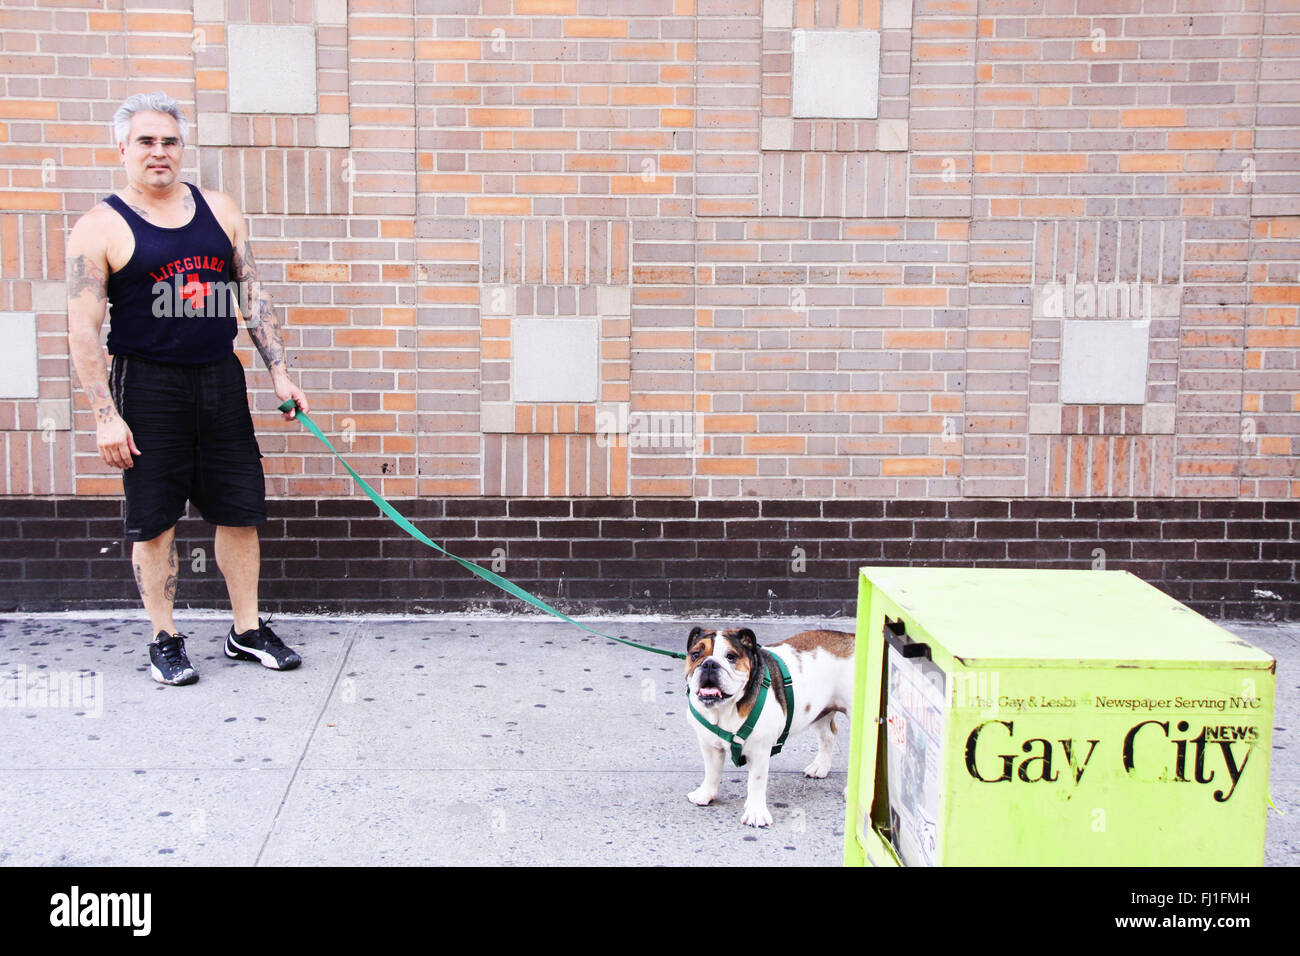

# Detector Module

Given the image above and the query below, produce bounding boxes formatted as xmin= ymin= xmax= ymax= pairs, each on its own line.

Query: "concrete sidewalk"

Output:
xmin=1 ymin=613 xmax=1296 ymax=867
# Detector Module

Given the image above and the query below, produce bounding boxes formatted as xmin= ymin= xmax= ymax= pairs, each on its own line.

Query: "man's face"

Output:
xmin=119 ymin=111 xmax=183 ymax=190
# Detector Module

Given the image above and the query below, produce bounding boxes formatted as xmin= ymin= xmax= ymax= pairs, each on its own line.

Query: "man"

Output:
xmin=66 ymin=91 xmax=309 ymax=685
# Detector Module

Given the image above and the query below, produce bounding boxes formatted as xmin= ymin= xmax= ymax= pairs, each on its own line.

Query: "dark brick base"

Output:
xmin=2 ymin=497 xmax=1297 ymax=621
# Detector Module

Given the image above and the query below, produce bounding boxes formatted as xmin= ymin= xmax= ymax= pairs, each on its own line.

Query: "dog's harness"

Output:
xmin=687 ymin=651 xmax=795 ymax=767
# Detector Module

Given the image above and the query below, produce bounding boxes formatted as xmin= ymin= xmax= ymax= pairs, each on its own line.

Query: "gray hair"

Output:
xmin=113 ymin=91 xmax=188 ymax=146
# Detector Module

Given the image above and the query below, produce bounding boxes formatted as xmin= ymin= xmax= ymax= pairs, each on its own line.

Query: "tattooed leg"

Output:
xmin=132 ymin=526 xmax=179 ymax=638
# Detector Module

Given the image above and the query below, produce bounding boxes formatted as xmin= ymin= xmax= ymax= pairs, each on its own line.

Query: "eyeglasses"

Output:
xmin=132 ymin=137 xmax=182 ymax=150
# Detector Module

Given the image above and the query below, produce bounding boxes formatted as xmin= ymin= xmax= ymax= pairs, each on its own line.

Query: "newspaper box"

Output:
xmin=844 ymin=567 xmax=1275 ymax=866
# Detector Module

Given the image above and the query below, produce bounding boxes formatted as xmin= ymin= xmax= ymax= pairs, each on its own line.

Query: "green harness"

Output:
xmin=687 ymin=652 xmax=795 ymax=767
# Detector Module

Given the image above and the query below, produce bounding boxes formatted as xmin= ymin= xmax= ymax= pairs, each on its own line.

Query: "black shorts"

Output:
xmin=110 ymin=352 xmax=267 ymax=542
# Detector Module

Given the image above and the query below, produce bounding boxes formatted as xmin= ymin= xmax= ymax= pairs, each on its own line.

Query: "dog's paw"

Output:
xmin=803 ymin=758 xmax=831 ymax=779
xmin=687 ymin=786 xmax=716 ymax=807
xmin=740 ymin=803 xmax=773 ymax=828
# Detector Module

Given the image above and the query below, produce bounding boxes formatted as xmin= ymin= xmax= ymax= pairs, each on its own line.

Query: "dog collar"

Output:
xmin=687 ymin=651 xmax=794 ymax=767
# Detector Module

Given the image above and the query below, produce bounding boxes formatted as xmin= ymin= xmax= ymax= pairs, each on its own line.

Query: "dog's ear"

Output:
xmin=687 ymin=625 xmax=704 ymax=649
xmin=736 ymin=628 xmax=758 ymax=650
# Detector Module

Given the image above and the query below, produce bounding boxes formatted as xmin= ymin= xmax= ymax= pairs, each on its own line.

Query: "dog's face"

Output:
xmin=685 ymin=626 xmax=759 ymax=709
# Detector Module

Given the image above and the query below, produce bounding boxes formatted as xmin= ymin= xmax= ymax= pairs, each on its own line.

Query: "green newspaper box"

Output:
xmin=844 ymin=567 xmax=1276 ymax=866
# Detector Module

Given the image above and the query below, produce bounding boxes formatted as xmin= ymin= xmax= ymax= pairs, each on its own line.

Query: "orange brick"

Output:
xmin=1121 ymin=109 xmax=1186 ymax=127
xmin=981 ymin=88 xmax=1036 ymax=105
xmin=382 ymin=308 xmax=417 ymax=326
xmin=335 ymin=329 xmax=396 ymax=347
xmin=381 ymin=219 xmax=415 ymax=238
xmin=383 ymin=393 xmax=417 ymax=411
xmin=970 ymin=265 xmax=1033 ymax=283
xmin=1171 ymin=176 xmax=1229 ymax=193
xmin=468 ymin=197 xmax=530 ymax=214
xmin=611 ymin=87 xmax=676 ymax=106
xmin=516 ymin=175 xmax=579 ymax=193
xmin=882 ymin=458 xmax=943 ymax=477
xmin=882 ymin=287 xmax=947 ymax=307
xmin=1251 ymin=288 xmax=1300 ymax=306
xmin=0 ymin=192 xmax=60 ymax=211
xmin=970 ymin=329 xmax=1028 ymax=349
xmin=195 ymin=70 xmax=225 ymax=91
xmin=567 ymin=154 xmax=623 ymax=172
xmin=1247 ymin=327 xmax=1300 ymax=345
xmin=516 ymin=0 xmax=577 ymax=11
xmin=420 ymin=174 xmax=482 ymax=192
xmin=1169 ymin=130 xmax=1233 ymax=149
xmin=125 ymin=11 xmax=191 ymax=32
xmin=1023 ymin=154 xmax=1088 ymax=173
xmin=76 ymin=477 xmax=125 ymax=495
xmin=0 ymin=100 xmax=57 ymax=120
xmin=883 ymin=330 xmax=947 ymax=348
xmin=610 ymin=175 xmax=674 ymax=194
xmin=289 ymin=307 xmax=349 ymax=325
xmin=286 ymin=263 xmax=349 ymax=282
xmin=565 ymin=18 xmax=627 ymax=37
xmin=744 ymin=436 xmax=805 ymax=454
xmin=701 ymin=414 xmax=757 ymax=432
xmin=1119 ymin=154 xmax=1183 ymax=172
xmin=838 ymin=394 xmax=896 ymax=412
xmin=883 ymin=416 xmax=943 ymax=433
xmin=468 ymin=108 xmax=530 ymax=127
xmin=1259 ymin=436 xmax=1291 ymax=455
xmin=698 ymin=458 xmax=756 ymax=475
xmin=514 ymin=405 xmax=532 ymax=433
xmin=1020 ymin=198 xmax=1085 ymax=216
xmin=415 ymin=40 xmax=482 ymax=59
xmin=43 ymin=125 xmax=107 ymax=144
xmin=515 ymin=132 xmax=577 ymax=150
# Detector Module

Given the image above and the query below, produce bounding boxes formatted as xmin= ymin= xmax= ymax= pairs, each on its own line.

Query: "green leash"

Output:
xmin=278 ymin=400 xmax=684 ymax=660
xmin=687 ymin=651 xmax=795 ymax=767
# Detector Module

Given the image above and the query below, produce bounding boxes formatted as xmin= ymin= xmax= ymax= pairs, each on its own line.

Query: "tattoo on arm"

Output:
xmin=231 ymin=237 xmax=288 ymax=375
xmin=68 ymin=254 xmax=108 ymax=302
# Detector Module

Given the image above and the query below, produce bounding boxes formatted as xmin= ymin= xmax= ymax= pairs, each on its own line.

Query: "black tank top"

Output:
xmin=103 ymin=182 xmax=238 ymax=364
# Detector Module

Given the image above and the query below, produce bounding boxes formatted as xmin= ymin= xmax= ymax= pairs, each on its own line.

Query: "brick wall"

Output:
xmin=2 ymin=496 xmax=1295 ymax=620
xmin=0 ymin=0 xmax=1296 ymax=618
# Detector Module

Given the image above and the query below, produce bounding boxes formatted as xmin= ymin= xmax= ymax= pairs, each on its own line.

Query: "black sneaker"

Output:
xmin=225 ymin=618 xmax=302 ymax=671
xmin=150 ymin=632 xmax=199 ymax=685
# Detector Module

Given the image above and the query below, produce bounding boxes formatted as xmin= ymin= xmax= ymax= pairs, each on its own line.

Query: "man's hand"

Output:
xmin=97 ymin=410 xmax=142 ymax=470
xmin=273 ymin=373 xmax=309 ymax=420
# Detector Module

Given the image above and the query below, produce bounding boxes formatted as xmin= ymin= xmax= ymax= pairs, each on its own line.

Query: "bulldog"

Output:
xmin=684 ymin=625 xmax=854 ymax=828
